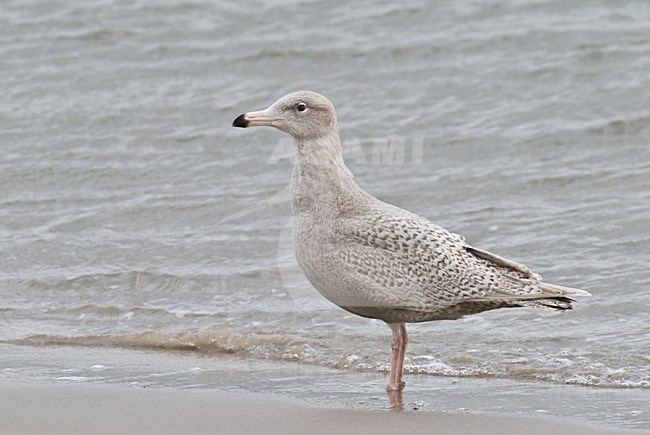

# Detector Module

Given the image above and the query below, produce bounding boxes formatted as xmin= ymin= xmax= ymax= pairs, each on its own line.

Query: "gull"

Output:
xmin=232 ymin=91 xmax=590 ymax=392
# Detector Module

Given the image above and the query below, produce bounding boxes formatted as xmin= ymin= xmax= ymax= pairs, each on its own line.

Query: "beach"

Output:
xmin=2 ymin=344 xmax=648 ymax=434
xmin=2 ymin=381 xmax=642 ymax=435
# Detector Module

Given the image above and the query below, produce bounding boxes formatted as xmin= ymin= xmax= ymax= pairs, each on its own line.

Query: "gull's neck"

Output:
xmin=290 ymin=131 xmax=363 ymax=217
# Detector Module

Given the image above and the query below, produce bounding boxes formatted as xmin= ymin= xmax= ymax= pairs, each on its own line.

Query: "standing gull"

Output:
xmin=232 ymin=91 xmax=590 ymax=392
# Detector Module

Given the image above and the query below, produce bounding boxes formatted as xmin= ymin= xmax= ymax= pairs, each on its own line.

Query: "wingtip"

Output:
xmin=540 ymin=282 xmax=592 ymax=297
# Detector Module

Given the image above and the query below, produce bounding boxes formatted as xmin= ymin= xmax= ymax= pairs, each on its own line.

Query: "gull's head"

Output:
xmin=232 ymin=91 xmax=338 ymax=141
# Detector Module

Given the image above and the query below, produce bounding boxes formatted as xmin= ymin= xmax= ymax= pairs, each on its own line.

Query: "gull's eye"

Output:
xmin=296 ymin=102 xmax=307 ymax=112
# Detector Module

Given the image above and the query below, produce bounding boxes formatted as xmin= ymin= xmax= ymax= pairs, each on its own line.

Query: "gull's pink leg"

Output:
xmin=395 ymin=323 xmax=408 ymax=388
xmin=387 ymin=323 xmax=407 ymax=391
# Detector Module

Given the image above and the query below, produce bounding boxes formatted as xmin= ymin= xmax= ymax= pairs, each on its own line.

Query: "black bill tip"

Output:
xmin=232 ymin=113 xmax=249 ymax=128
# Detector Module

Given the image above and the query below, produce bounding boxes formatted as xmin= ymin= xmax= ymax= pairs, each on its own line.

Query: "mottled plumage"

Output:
xmin=233 ymin=90 xmax=590 ymax=392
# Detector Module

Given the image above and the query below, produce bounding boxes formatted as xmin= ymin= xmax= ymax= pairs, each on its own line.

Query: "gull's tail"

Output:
xmin=519 ymin=282 xmax=591 ymax=311
xmin=472 ymin=282 xmax=591 ymax=311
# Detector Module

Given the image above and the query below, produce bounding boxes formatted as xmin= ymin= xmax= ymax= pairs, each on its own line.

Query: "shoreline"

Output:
xmin=1 ymin=381 xmax=643 ymax=435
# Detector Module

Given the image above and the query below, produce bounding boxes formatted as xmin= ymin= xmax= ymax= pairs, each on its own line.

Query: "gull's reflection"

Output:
xmin=387 ymin=388 xmax=404 ymax=412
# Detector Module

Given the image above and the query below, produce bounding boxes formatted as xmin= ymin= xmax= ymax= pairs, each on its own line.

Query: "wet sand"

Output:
xmin=0 ymin=382 xmax=642 ymax=435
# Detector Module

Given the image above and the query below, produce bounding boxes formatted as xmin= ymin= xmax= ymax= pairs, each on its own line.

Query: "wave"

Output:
xmin=588 ymin=114 xmax=650 ymax=136
xmin=10 ymin=331 xmax=649 ymax=390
